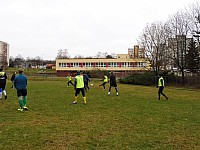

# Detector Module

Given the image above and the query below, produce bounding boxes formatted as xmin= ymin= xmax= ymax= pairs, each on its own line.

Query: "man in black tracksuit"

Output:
xmin=108 ymin=72 xmax=118 ymax=96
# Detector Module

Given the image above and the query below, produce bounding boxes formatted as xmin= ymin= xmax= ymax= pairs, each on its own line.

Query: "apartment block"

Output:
xmin=0 ymin=41 xmax=9 ymax=67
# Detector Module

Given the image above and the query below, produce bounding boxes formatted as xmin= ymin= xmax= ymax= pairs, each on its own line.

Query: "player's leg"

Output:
xmin=81 ymin=88 xmax=86 ymax=104
xmin=115 ymin=85 xmax=118 ymax=96
xmin=2 ymin=88 xmax=7 ymax=99
xmin=108 ymin=86 xmax=111 ymax=95
xmin=0 ymin=88 xmax=2 ymax=99
xmin=22 ymin=89 xmax=28 ymax=110
xmin=158 ymin=87 xmax=162 ymax=100
xmin=17 ymin=90 xmax=24 ymax=111
xmin=73 ymin=89 xmax=80 ymax=104
xmin=160 ymin=87 xmax=168 ymax=100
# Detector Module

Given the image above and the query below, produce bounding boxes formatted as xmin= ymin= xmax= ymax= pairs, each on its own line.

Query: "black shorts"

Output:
xmin=17 ymin=89 xmax=27 ymax=97
xmin=110 ymin=83 xmax=117 ymax=87
xmin=75 ymin=88 xmax=85 ymax=97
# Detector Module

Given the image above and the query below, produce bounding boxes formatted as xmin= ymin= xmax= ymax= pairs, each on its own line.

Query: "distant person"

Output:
xmin=14 ymin=69 xmax=28 ymax=111
xmin=157 ymin=74 xmax=168 ymax=100
xmin=82 ymin=71 xmax=90 ymax=92
xmin=67 ymin=74 xmax=74 ymax=87
xmin=99 ymin=74 xmax=108 ymax=90
xmin=73 ymin=71 xmax=86 ymax=104
xmin=108 ymin=72 xmax=118 ymax=96
xmin=11 ymin=72 xmax=16 ymax=89
xmin=0 ymin=67 xmax=7 ymax=100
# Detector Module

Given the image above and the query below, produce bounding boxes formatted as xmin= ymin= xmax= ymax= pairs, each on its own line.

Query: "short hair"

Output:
xmin=19 ymin=69 xmax=23 ymax=73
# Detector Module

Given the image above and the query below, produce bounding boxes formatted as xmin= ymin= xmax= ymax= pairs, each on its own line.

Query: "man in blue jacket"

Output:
xmin=14 ymin=69 xmax=28 ymax=111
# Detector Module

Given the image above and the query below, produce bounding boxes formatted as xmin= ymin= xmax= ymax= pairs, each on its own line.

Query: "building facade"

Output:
xmin=56 ymin=46 xmax=150 ymax=77
xmin=0 ymin=41 xmax=9 ymax=67
xmin=167 ymin=35 xmax=192 ymax=71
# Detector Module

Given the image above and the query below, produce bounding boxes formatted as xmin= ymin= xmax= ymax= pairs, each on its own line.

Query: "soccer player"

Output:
xmin=14 ymin=69 xmax=28 ymax=111
xmin=73 ymin=71 xmax=87 ymax=104
xmin=108 ymin=72 xmax=119 ymax=96
xmin=99 ymin=73 xmax=108 ymax=90
xmin=157 ymin=74 xmax=168 ymax=100
xmin=67 ymin=74 xmax=74 ymax=87
xmin=0 ymin=67 xmax=7 ymax=100
xmin=82 ymin=71 xmax=90 ymax=92
xmin=11 ymin=72 xmax=16 ymax=89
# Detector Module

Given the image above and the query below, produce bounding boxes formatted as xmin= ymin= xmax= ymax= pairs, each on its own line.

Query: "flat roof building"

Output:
xmin=56 ymin=46 xmax=150 ymax=77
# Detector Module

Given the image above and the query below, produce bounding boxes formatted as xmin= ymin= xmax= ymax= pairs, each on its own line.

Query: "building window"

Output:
xmin=138 ymin=62 xmax=144 ymax=67
xmin=59 ymin=63 xmax=67 ymax=68
xmin=107 ymin=62 xmax=111 ymax=67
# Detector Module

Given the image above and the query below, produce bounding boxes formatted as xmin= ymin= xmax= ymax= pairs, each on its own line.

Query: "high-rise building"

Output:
xmin=167 ymin=35 xmax=191 ymax=70
xmin=0 ymin=41 xmax=9 ymax=67
xmin=128 ymin=45 xmax=145 ymax=59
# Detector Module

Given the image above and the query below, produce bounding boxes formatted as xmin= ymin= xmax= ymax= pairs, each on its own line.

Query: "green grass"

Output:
xmin=0 ymin=79 xmax=200 ymax=150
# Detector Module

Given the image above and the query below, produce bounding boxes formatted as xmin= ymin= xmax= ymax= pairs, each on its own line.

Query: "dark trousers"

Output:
xmin=99 ymin=82 xmax=107 ymax=89
xmin=158 ymin=86 xmax=168 ymax=100
xmin=84 ymin=81 xmax=89 ymax=91
xmin=68 ymin=81 xmax=74 ymax=86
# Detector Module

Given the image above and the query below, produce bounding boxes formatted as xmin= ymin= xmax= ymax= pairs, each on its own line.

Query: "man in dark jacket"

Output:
xmin=108 ymin=72 xmax=118 ymax=96
xmin=0 ymin=67 xmax=7 ymax=99
xmin=82 ymin=71 xmax=90 ymax=92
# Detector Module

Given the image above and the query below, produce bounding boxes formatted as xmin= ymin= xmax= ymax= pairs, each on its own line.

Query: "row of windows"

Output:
xmin=59 ymin=62 xmax=147 ymax=68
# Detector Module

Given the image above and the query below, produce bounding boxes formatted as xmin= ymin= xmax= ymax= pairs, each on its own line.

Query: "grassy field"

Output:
xmin=0 ymin=79 xmax=200 ymax=150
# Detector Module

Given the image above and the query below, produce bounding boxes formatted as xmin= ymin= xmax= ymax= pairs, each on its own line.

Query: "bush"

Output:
xmin=119 ymin=72 xmax=178 ymax=86
xmin=119 ymin=72 xmax=155 ymax=86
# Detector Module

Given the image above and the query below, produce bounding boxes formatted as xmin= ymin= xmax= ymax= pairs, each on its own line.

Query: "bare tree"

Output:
xmin=166 ymin=10 xmax=192 ymax=84
xmin=56 ymin=49 xmax=70 ymax=59
xmin=186 ymin=1 xmax=200 ymax=44
xmin=74 ymin=55 xmax=84 ymax=59
xmin=14 ymin=54 xmax=25 ymax=68
xmin=139 ymin=21 xmax=169 ymax=74
xmin=95 ymin=52 xmax=108 ymax=58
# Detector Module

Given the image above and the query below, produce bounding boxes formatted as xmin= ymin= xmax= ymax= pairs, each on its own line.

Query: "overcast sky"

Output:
xmin=0 ymin=0 xmax=198 ymax=60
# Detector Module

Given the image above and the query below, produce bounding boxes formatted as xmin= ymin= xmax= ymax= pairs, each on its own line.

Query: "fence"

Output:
xmin=161 ymin=76 xmax=200 ymax=88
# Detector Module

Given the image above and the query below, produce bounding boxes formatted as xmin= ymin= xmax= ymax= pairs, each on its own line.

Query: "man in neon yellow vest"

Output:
xmin=157 ymin=74 xmax=168 ymax=100
xmin=67 ymin=74 xmax=74 ymax=87
xmin=73 ymin=71 xmax=86 ymax=104
xmin=99 ymin=74 xmax=108 ymax=90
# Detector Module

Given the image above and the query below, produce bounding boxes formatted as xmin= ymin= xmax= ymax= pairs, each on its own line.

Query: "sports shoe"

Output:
xmin=18 ymin=108 xmax=23 ymax=111
xmin=72 ymin=101 xmax=77 ymax=104
xmin=5 ymin=95 xmax=7 ymax=100
xmin=23 ymin=106 xmax=28 ymax=110
xmin=108 ymin=92 xmax=110 ymax=95
xmin=116 ymin=92 xmax=118 ymax=96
